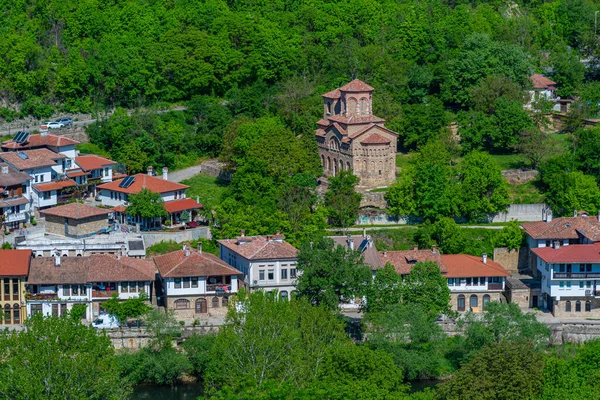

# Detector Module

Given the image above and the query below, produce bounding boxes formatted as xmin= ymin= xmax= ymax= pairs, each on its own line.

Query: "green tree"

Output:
xmin=403 ymin=261 xmax=451 ymax=317
xmin=296 ymin=238 xmax=373 ymax=310
xmin=545 ymin=171 xmax=600 ymax=216
xmin=494 ymin=220 xmax=524 ymax=250
xmin=364 ymin=264 xmax=403 ymax=313
xmin=144 ymin=309 xmax=183 ymax=351
xmin=572 ymin=127 xmax=600 ymax=178
xmin=416 ymin=218 xmax=467 ymax=254
xmin=325 ymin=170 xmax=362 ymax=231
xmin=457 ymin=151 xmax=510 ymax=222
xmin=437 ymin=341 xmax=544 ymax=400
xmin=469 ymin=75 xmax=525 ymax=114
xmin=367 ymin=303 xmax=448 ymax=380
xmin=126 ymin=188 xmax=167 ymax=220
xmin=549 ymin=42 xmax=585 ymax=98
xmin=0 ymin=314 xmax=130 ymax=399
xmin=516 ymin=129 xmax=557 ymax=169
xmin=101 ymin=292 xmax=151 ymax=325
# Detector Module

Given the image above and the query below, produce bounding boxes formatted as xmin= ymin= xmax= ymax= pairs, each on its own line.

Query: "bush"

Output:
xmin=117 ymin=348 xmax=192 ymax=386
xmin=181 ymin=334 xmax=217 ymax=379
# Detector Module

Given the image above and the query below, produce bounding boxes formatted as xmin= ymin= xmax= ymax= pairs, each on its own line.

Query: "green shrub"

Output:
xmin=117 ymin=348 xmax=192 ymax=386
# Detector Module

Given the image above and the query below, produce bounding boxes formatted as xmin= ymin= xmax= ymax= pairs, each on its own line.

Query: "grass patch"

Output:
xmin=147 ymin=239 xmax=218 ymax=256
xmin=181 ymin=174 xmax=229 ymax=211
xmin=488 ymin=154 xmax=526 ymax=170
xmin=509 ymin=181 xmax=545 ymax=204
xmin=76 ymin=143 xmax=111 ymax=157
xmin=396 ymin=153 xmax=416 ymax=169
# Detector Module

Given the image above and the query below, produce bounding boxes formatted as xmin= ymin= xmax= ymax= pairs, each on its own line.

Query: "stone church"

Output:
xmin=315 ymin=79 xmax=398 ymax=188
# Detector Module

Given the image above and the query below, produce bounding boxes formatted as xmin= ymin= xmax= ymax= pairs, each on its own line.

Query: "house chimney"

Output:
xmin=482 ymin=253 xmax=487 ymax=264
xmin=347 ymin=235 xmax=354 ymax=251
xmin=276 ymin=230 xmax=280 ymax=236
xmin=574 ymin=210 xmax=577 ymax=217
xmin=196 ymin=196 xmax=200 ymax=204
xmin=362 ymin=228 xmax=366 ymax=238
xmin=554 ymin=240 xmax=561 ymax=250
xmin=1 ymin=166 xmax=8 ymax=174
xmin=116 ymin=254 xmax=121 ymax=260
xmin=40 ymin=130 xmax=48 ymax=137
xmin=432 ymin=245 xmax=437 ymax=254
xmin=240 ymin=229 xmax=245 ymax=237
xmin=366 ymin=235 xmax=372 ymax=248
xmin=413 ymin=245 xmax=418 ymax=251
xmin=147 ymin=166 xmax=153 ymax=176
xmin=197 ymin=242 xmax=202 ymax=254
xmin=162 ymin=167 xmax=168 ymax=180
xmin=383 ymin=251 xmax=387 ymax=257
xmin=597 ymin=210 xmax=600 ymax=222
xmin=54 ymin=254 xmax=61 ymax=267
xmin=542 ymin=208 xmax=547 ymax=222
xmin=185 ymin=249 xmax=190 ymax=257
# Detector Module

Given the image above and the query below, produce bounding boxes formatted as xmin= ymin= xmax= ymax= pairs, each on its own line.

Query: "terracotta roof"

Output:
xmin=40 ymin=203 xmax=111 ymax=219
xmin=34 ymin=179 xmax=75 ymax=192
xmin=0 ymin=250 xmax=31 ymax=276
xmin=361 ymin=133 xmax=391 ymax=145
xmin=322 ymin=88 xmax=342 ymax=99
xmin=164 ymin=198 xmax=202 ymax=213
xmin=218 ymin=235 xmax=298 ymax=260
xmin=112 ymin=205 xmax=127 ymax=213
xmin=329 ymin=235 xmax=383 ymax=270
xmin=328 ymin=114 xmax=386 ymax=125
xmin=339 ymin=79 xmax=374 ymax=92
xmin=97 ymin=173 xmax=189 ymax=194
xmin=75 ymin=155 xmax=117 ymax=171
xmin=521 ymin=216 xmax=600 ymax=241
xmin=442 ymin=254 xmax=510 ymax=278
xmin=1 ymin=134 xmax=79 ymax=150
xmin=0 ymin=197 xmax=29 ymax=208
xmin=316 ymin=119 xmax=330 ymax=127
xmin=0 ymin=162 xmax=31 ymax=187
xmin=154 ymin=249 xmax=242 ymax=278
xmin=330 ymin=122 xmax=347 ymax=135
xmin=315 ymin=129 xmax=326 ymax=137
xmin=530 ymin=74 xmax=557 ymax=90
xmin=28 ymin=255 xmax=155 ymax=285
xmin=379 ymin=249 xmax=446 ymax=275
xmin=532 ymin=243 xmax=600 ymax=263
xmin=66 ymin=169 xmax=89 ymax=178
xmin=0 ymin=149 xmax=65 ymax=170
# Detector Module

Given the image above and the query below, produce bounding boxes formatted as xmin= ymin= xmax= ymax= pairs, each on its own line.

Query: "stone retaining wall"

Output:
xmin=141 ymin=227 xmax=211 ymax=247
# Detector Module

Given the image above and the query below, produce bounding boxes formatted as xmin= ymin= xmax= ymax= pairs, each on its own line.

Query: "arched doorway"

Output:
xmin=457 ymin=295 xmax=465 ymax=312
xmin=470 ymin=295 xmax=478 ymax=309
xmin=196 ymin=298 xmax=207 ymax=314
xmin=482 ymin=295 xmax=491 ymax=310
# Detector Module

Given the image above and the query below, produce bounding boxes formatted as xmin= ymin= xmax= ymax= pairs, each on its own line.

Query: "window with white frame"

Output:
xmin=259 ymin=270 xmax=265 ymax=281
xmin=290 ymin=268 xmax=297 ymax=279
xmin=268 ymin=269 xmax=274 ymax=281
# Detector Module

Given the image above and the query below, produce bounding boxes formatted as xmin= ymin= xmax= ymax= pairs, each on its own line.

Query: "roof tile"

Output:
xmin=97 ymin=173 xmax=189 ymax=194
xmin=0 ymin=250 xmax=31 ymax=276
xmin=218 ymin=235 xmax=298 ymax=260
xmin=154 ymin=249 xmax=242 ymax=278
xmin=75 ymin=155 xmax=117 ymax=171
xmin=39 ymin=203 xmax=111 ymax=219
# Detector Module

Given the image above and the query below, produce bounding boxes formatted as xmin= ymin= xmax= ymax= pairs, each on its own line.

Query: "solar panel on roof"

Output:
xmin=13 ymin=132 xmax=24 ymax=143
xmin=118 ymin=176 xmax=135 ymax=188
xmin=17 ymin=152 xmax=28 ymax=160
xmin=21 ymin=132 xmax=29 ymax=143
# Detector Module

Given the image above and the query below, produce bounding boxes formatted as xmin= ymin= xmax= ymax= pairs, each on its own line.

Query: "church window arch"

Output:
xmin=333 ymin=159 xmax=338 ymax=176
xmin=347 ymin=161 xmax=351 ymax=171
xmin=327 ymin=157 xmax=331 ymax=172
xmin=360 ymin=98 xmax=367 ymax=114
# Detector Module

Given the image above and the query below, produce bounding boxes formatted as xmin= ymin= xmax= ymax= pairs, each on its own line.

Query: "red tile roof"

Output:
xmin=66 ymin=169 xmax=89 ymax=178
xmin=322 ymin=88 xmax=342 ymax=99
xmin=218 ymin=235 xmax=298 ymax=260
xmin=28 ymin=255 xmax=155 ymax=284
xmin=0 ymin=149 xmax=65 ymax=170
xmin=361 ymin=133 xmax=391 ymax=145
xmin=521 ymin=216 xmax=600 ymax=241
xmin=327 ymin=114 xmax=385 ymax=125
xmin=0 ymin=249 xmax=31 ymax=276
xmin=97 ymin=173 xmax=189 ymax=194
xmin=1 ymin=134 xmax=79 ymax=150
xmin=339 ymin=79 xmax=374 ymax=92
xmin=112 ymin=205 xmax=127 ymax=213
xmin=530 ymin=74 xmax=557 ymax=90
xmin=75 ymin=155 xmax=117 ymax=171
xmin=532 ymin=243 xmax=600 ymax=263
xmin=154 ymin=249 xmax=242 ymax=278
xmin=329 ymin=235 xmax=383 ymax=270
xmin=34 ymin=179 xmax=76 ymax=192
xmin=164 ymin=198 xmax=202 ymax=213
xmin=0 ymin=197 xmax=29 ymax=208
xmin=379 ymin=249 xmax=446 ymax=275
xmin=39 ymin=203 xmax=111 ymax=219
xmin=442 ymin=254 xmax=510 ymax=278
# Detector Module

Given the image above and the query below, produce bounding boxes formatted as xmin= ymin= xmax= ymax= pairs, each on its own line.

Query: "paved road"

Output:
xmin=0 ymin=106 xmax=187 ymax=137
xmin=167 ymin=165 xmax=204 ymax=183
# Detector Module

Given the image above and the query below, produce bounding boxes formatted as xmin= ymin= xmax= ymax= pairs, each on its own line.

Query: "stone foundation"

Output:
xmin=552 ymin=297 xmax=600 ymax=318
xmin=166 ymin=294 xmax=229 ymax=321
xmin=450 ymin=291 xmax=505 ymax=312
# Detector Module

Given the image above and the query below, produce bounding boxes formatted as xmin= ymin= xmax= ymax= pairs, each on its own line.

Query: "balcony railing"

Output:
xmin=26 ymin=293 xmax=59 ymax=301
xmin=487 ymin=283 xmax=503 ymax=290
xmin=92 ymin=290 xmax=118 ymax=298
xmin=206 ymin=284 xmax=231 ymax=292
xmin=553 ymin=272 xmax=600 ymax=279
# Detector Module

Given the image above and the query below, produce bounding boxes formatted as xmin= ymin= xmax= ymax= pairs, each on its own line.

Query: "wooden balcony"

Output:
xmin=206 ymin=284 xmax=231 ymax=293
xmin=487 ymin=283 xmax=503 ymax=290
xmin=92 ymin=290 xmax=117 ymax=298
xmin=554 ymin=272 xmax=600 ymax=279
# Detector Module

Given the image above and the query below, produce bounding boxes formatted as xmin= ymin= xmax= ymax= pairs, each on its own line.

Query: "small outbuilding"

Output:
xmin=40 ymin=203 xmax=111 ymax=238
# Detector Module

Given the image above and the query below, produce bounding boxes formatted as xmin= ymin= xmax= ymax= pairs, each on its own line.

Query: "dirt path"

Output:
xmin=167 ymin=165 xmax=204 ymax=183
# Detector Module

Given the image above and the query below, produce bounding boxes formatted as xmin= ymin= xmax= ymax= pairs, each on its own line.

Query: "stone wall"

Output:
xmin=165 ymin=295 xmax=229 ymax=321
xmin=107 ymin=325 xmax=220 ymax=350
xmin=141 ymin=227 xmax=211 ymax=247
xmin=360 ymin=192 xmax=388 ymax=209
xmin=200 ymin=160 xmax=232 ymax=181
xmin=493 ymin=247 xmax=529 ymax=273
xmin=488 ymin=203 xmax=547 ymax=223
xmin=501 ymin=169 xmax=539 ymax=184
xmin=44 ymin=214 xmax=108 ymax=238
xmin=449 ymin=291 xmax=504 ymax=312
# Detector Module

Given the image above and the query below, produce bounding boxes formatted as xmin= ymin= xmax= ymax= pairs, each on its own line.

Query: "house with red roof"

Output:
xmin=1 ymin=132 xmax=79 ymax=169
xmin=526 ymin=74 xmax=559 ymax=111
xmin=66 ymin=154 xmax=118 ymax=197
xmin=218 ymin=231 xmax=298 ymax=300
xmin=26 ymin=254 xmax=155 ymax=321
xmin=0 ymin=162 xmax=32 ymax=231
xmin=379 ymin=248 xmax=510 ymax=313
xmin=97 ymin=166 xmax=201 ymax=229
xmin=39 ymin=203 xmax=111 ymax=238
xmin=315 ymin=79 xmax=398 ymax=188
xmin=154 ymin=245 xmax=242 ymax=318
xmin=0 ymin=249 xmax=31 ymax=325
xmin=531 ymin=242 xmax=600 ymax=317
